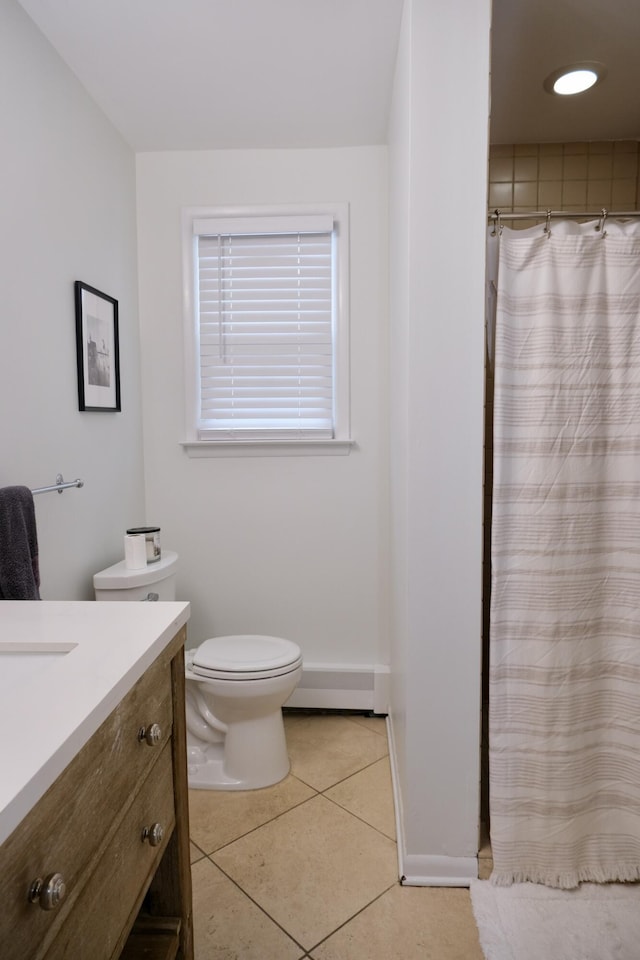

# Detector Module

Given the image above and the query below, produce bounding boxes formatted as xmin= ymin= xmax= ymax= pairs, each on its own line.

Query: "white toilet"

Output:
xmin=93 ymin=551 xmax=303 ymax=791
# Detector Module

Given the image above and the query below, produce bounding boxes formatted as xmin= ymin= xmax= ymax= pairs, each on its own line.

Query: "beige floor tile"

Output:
xmin=478 ymin=846 xmax=493 ymax=880
xmin=192 ymin=858 xmax=304 ymax=960
xmin=191 ymin=841 xmax=205 ymax=864
xmin=284 ymin=714 xmax=389 ymax=791
xmin=212 ymin=794 xmax=398 ymax=950
xmin=348 ymin=713 xmax=389 ymax=737
xmin=324 ymin=756 xmax=396 ymax=840
xmin=310 ymin=884 xmax=484 ymax=960
xmin=189 ymin=774 xmax=315 ymax=853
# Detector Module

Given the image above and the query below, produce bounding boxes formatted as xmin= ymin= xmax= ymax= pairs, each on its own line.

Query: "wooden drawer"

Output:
xmin=44 ymin=743 xmax=176 ymax=960
xmin=0 ymin=653 xmax=174 ymax=960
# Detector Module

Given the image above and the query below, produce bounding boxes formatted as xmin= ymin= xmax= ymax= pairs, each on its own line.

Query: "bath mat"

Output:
xmin=470 ymin=879 xmax=640 ymax=960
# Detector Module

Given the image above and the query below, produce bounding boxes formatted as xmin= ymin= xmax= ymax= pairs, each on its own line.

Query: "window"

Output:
xmin=182 ymin=204 xmax=351 ymax=455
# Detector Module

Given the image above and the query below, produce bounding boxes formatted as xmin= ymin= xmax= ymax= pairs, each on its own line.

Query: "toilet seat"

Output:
xmin=190 ymin=634 xmax=302 ymax=681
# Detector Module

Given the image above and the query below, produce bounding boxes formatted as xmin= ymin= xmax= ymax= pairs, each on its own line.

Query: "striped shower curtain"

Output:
xmin=489 ymin=219 xmax=640 ymax=888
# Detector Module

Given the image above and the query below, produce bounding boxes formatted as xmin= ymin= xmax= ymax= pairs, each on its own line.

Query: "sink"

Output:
xmin=0 ymin=642 xmax=77 ymax=695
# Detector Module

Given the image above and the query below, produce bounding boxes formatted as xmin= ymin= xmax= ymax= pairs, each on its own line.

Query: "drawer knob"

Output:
xmin=137 ymin=723 xmax=162 ymax=746
xmin=141 ymin=822 xmax=164 ymax=847
xmin=28 ymin=873 xmax=66 ymax=911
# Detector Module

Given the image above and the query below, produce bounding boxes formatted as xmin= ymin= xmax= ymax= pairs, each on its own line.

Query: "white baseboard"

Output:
xmin=387 ymin=710 xmax=409 ymax=881
xmin=373 ymin=665 xmax=390 ymax=714
xmin=386 ymin=712 xmax=478 ymax=887
xmin=284 ymin=663 xmax=389 ymax=712
xmin=400 ymin=855 xmax=478 ymax=887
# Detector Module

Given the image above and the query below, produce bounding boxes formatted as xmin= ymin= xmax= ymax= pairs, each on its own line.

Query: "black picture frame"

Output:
xmin=74 ymin=281 xmax=121 ymax=412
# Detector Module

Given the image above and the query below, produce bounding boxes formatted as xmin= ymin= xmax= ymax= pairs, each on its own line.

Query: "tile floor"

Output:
xmin=188 ymin=711 xmax=488 ymax=959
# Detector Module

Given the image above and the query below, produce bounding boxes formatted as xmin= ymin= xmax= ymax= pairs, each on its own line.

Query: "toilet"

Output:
xmin=93 ymin=551 xmax=303 ymax=791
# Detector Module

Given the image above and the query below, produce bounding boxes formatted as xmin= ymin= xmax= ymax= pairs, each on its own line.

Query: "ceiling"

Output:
xmin=16 ymin=0 xmax=640 ymax=151
xmin=16 ymin=0 xmax=405 ymax=151
xmin=490 ymin=0 xmax=640 ymax=144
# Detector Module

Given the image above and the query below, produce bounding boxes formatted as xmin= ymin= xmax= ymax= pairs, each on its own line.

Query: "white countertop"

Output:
xmin=0 ymin=600 xmax=190 ymax=845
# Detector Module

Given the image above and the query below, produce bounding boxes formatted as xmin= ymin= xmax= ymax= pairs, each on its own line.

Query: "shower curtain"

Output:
xmin=489 ymin=218 xmax=640 ymax=888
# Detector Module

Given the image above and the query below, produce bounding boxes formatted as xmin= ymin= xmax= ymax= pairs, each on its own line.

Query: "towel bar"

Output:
xmin=31 ymin=474 xmax=84 ymax=496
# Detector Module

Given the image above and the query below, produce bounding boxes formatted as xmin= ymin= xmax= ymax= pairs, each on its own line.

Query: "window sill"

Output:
xmin=180 ymin=439 xmax=355 ymax=458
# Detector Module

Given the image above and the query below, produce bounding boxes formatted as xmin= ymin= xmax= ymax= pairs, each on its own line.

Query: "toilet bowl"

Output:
xmin=185 ymin=634 xmax=303 ymax=790
xmin=93 ymin=551 xmax=303 ymax=791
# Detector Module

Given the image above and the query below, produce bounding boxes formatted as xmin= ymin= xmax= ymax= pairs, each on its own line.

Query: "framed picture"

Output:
xmin=74 ymin=281 xmax=121 ymax=411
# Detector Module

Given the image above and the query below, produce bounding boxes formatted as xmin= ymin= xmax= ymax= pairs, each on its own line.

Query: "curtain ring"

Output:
xmin=598 ymin=207 xmax=608 ymax=238
xmin=544 ymin=210 xmax=552 ymax=238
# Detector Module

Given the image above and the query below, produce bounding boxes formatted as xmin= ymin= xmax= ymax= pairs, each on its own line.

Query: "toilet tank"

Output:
xmin=94 ymin=550 xmax=178 ymax=601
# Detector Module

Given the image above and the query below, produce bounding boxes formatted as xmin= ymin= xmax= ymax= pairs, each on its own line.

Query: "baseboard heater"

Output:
xmin=284 ymin=663 xmax=389 ymax=714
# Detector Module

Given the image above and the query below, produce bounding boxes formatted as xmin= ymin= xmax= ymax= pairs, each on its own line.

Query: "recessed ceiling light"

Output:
xmin=543 ymin=62 xmax=607 ymax=96
xmin=553 ymin=69 xmax=597 ymax=95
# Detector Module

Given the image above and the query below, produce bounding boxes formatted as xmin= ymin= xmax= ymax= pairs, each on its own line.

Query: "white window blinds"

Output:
xmin=194 ymin=214 xmax=335 ymax=440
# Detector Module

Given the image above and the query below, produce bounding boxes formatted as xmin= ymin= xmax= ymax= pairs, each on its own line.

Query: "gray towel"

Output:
xmin=0 ymin=485 xmax=40 ymax=600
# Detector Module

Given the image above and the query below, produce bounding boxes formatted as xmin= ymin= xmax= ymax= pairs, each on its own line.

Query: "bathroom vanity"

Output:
xmin=0 ymin=601 xmax=193 ymax=960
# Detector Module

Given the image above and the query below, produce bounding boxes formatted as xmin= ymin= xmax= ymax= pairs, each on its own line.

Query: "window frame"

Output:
xmin=181 ymin=203 xmax=352 ymax=457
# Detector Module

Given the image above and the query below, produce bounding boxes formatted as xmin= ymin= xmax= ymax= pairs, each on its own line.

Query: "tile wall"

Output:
xmin=488 ymin=140 xmax=640 ymax=227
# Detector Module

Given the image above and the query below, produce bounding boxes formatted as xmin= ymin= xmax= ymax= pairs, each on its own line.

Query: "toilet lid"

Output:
xmin=191 ymin=634 xmax=302 ymax=680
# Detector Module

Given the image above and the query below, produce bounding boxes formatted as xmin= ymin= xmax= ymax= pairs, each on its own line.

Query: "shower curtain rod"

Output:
xmin=488 ymin=207 xmax=640 ymax=225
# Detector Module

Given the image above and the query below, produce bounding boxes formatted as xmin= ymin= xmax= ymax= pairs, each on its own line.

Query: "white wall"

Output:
xmin=136 ymin=148 xmax=390 ymax=687
xmin=388 ymin=0 xmax=491 ymax=884
xmin=0 ymin=0 xmax=145 ymax=599
xmin=5 ymin=0 xmax=493 ymax=883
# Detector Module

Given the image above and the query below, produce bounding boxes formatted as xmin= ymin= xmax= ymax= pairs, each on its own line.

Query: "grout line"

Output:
xmin=304 ymin=879 xmax=400 ymax=955
xmin=189 ymin=716 xmax=405 ymax=956
xmin=210 ymin=846 xmax=400 ymax=959
xmin=320 ymin=789 xmax=397 ymax=844
xmin=289 ymin=758 xmax=389 ymax=793
xmin=190 ymin=755 xmax=395 ymax=855
xmin=189 ymin=848 xmax=207 ymax=865
xmin=344 ymin=713 xmax=390 ymax=737
xmin=190 ymin=786 xmax=321 ymax=856
xmin=203 ymin=853 xmax=309 ymax=954
xmin=316 ymin=754 xmax=390 ymax=791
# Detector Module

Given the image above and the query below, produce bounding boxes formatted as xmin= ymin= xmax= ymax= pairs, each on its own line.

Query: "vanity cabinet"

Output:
xmin=0 ymin=626 xmax=193 ymax=960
